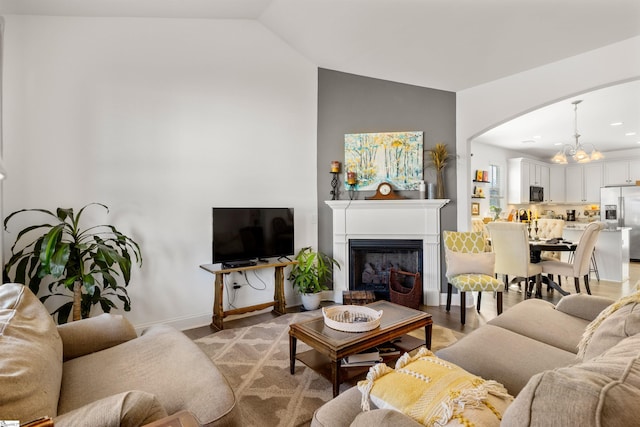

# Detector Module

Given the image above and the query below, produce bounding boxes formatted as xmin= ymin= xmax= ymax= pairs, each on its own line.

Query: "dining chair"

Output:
xmin=486 ymin=222 xmax=543 ymax=298
xmin=540 ymin=222 xmax=604 ymax=294
xmin=534 ymin=218 xmax=565 ymax=261
xmin=443 ymin=231 xmax=504 ymax=325
xmin=471 ymin=218 xmax=491 ymax=251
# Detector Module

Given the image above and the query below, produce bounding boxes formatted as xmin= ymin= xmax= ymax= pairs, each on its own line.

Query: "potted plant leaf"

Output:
xmin=288 ymin=246 xmax=340 ymax=311
xmin=3 ymin=203 xmax=142 ymax=324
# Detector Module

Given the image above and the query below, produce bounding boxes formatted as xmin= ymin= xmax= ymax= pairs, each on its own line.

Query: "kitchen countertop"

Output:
xmin=564 ymin=222 xmax=630 ymax=232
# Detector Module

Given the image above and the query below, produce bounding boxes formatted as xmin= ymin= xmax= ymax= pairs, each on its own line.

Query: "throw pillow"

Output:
xmin=577 ymin=290 xmax=640 ymax=360
xmin=0 ymin=283 xmax=63 ymax=421
xmin=445 ymin=249 xmax=495 ymax=278
xmin=503 ymin=334 xmax=640 ymax=426
xmin=357 ymin=347 xmax=513 ymax=427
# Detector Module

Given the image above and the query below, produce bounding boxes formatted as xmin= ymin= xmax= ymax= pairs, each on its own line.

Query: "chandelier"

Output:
xmin=550 ymin=100 xmax=604 ymax=164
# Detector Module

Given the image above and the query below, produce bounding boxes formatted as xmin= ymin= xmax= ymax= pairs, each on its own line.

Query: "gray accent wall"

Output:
xmin=317 ymin=69 xmax=457 ymax=292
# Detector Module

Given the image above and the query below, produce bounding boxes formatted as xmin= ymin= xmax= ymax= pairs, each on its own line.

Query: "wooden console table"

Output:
xmin=200 ymin=261 xmax=296 ymax=330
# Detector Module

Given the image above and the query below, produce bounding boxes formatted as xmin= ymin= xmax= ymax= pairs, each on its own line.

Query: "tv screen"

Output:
xmin=212 ymin=207 xmax=294 ymax=266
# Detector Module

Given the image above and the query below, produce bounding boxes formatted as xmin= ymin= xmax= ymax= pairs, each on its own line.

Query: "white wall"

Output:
xmin=470 ymin=142 xmax=524 ymax=219
xmin=2 ymin=15 xmax=318 ymax=330
xmin=457 ymin=36 xmax=640 ymax=230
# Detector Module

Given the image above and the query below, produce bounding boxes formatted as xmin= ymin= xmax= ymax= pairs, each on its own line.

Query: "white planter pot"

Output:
xmin=300 ymin=292 xmax=322 ymax=311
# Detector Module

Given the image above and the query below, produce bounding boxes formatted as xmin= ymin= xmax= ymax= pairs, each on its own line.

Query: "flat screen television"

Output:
xmin=212 ymin=207 xmax=295 ymax=267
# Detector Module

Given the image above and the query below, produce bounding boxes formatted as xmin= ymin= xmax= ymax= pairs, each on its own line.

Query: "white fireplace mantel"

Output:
xmin=326 ymin=199 xmax=449 ymax=306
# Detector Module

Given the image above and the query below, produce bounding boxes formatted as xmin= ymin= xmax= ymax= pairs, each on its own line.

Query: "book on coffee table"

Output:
xmin=344 ymin=348 xmax=380 ymax=364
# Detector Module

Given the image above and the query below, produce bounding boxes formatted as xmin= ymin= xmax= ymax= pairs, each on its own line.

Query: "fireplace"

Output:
xmin=349 ymin=239 xmax=423 ymax=301
xmin=326 ymin=199 xmax=449 ymax=306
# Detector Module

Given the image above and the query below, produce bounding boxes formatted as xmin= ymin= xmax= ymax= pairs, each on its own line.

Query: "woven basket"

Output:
xmin=322 ymin=305 xmax=383 ymax=332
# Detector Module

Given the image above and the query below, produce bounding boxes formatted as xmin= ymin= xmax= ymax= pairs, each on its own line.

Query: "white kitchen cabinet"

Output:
xmin=603 ymin=158 xmax=640 ymax=186
xmin=564 ymin=163 xmax=603 ymax=203
xmin=584 ymin=163 xmax=603 ymax=202
xmin=565 ymin=165 xmax=583 ymax=203
xmin=508 ymin=158 xmax=549 ymax=204
xmin=548 ymin=165 xmax=565 ymax=203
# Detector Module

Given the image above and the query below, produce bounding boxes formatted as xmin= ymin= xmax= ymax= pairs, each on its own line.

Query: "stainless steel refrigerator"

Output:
xmin=601 ymin=186 xmax=640 ymax=261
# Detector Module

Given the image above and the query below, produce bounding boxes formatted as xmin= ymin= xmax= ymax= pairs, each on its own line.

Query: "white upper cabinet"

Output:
xmin=583 ymin=163 xmax=603 ymax=202
xmin=508 ymin=158 xmax=550 ymax=204
xmin=565 ymin=163 xmax=603 ymax=203
xmin=603 ymin=159 xmax=640 ymax=186
xmin=548 ymin=166 xmax=565 ymax=203
xmin=508 ymin=158 xmax=530 ymax=204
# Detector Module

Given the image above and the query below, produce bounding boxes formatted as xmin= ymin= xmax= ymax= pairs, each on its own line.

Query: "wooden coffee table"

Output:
xmin=289 ymin=300 xmax=432 ymax=397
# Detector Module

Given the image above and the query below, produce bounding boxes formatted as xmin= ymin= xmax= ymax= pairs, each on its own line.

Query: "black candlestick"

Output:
xmin=330 ymin=172 xmax=340 ymax=200
xmin=347 ymin=183 xmax=357 ymax=200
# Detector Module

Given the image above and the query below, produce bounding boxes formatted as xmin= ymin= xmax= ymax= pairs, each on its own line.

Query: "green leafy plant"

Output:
xmin=288 ymin=247 xmax=340 ymax=294
xmin=3 ymin=203 xmax=142 ymax=323
xmin=490 ymin=205 xmax=502 ymax=220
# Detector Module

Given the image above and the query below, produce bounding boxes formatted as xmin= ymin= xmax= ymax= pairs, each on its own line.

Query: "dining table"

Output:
xmin=529 ymin=239 xmax=577 ymax=297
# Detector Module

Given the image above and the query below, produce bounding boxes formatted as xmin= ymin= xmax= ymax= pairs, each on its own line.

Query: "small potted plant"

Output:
xmin=289 ymin=246 xmax=340 ymax=311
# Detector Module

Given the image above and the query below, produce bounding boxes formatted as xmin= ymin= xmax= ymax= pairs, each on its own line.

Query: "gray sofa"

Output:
xmin=312 ymin=292 xmax=640 ymax=426
xmin=0 ymin=283 xmax=240 ymax=426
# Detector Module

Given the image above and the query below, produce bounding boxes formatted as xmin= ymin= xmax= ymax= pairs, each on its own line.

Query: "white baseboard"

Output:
xmin=133 ymin=312 xmax=212 ymax=335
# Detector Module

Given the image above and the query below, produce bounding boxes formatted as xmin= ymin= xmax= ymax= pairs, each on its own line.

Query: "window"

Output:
xmin=489 ymin=165 xmax=503 ymax=217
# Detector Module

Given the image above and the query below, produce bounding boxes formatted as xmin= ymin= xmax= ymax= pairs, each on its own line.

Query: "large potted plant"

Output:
xmin=3 ymin=203 xmax=142 ymax=323
xmin=289 ymin=246 xmax=340 ymax=311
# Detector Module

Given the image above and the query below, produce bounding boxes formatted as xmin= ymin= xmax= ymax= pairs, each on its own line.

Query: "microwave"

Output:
xmin=530 ymin=186 xmax=544 ymax=202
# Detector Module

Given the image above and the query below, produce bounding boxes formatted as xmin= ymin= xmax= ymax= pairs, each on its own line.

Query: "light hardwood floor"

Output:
xmin=185 ymin=262 xmax=640 ymax=340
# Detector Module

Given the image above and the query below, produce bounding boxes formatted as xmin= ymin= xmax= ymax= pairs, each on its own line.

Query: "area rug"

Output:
xmin=195 ymin=312 xmax=463 ymax=427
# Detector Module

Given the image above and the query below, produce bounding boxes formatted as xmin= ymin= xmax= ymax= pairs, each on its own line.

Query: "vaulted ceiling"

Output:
xmin=2 ymin=0 xmax=639 ymax=155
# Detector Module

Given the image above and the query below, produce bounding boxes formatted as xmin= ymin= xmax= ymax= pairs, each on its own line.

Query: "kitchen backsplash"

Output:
xmin=501 ymin=203 xmax=601 ymax=222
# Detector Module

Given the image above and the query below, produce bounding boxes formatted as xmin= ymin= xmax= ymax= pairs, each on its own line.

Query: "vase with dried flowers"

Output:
xmin=428 ymin=143 xmax=449 ymax=198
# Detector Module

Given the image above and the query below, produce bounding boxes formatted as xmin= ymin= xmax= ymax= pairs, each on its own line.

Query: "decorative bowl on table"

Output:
xmin=322 ymin=305 xmax=383 ymax=332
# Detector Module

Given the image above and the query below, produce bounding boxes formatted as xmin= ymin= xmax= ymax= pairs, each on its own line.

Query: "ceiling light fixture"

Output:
xmin=551 ymin=100 xmax=604 ymax=164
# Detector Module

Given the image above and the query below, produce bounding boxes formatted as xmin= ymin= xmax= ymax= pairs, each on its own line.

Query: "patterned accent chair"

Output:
xmin=443 ymin=231 xmax=504 ymax=325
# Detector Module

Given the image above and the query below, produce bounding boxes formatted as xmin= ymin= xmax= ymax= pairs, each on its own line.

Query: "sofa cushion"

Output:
xmin=57 ymin=313 xmax=137 ymax=361
xmin=59 ymin=324 xmax=238 ymax=426
xmin=350 ymin=409 xmax=423 ymax=427
xmin=502 ymin=334 xmax=640 ymax=426
xmin=488 ymin=298 xmax=590 ymax=354
xmin=436 ymin=324 xmax=578 ymax=395
xmin=554 ymin=293 xmax=615 ymax=322
xmin=578 ymin=291 xmax=640 ymax=360
xmin=0 ymin=283 xmax=63 ymax=421
xmin=53 ymin=391 xmax=168 ymax=427
xmin=311 ymin=386 xmax=369 ymax=427
xmin=357 ymin=348 xmax=512 ymax=426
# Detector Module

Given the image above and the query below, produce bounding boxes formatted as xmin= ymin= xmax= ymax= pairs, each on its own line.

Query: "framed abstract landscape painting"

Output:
xmin=344 ymin=131 xmax=424 ymax=190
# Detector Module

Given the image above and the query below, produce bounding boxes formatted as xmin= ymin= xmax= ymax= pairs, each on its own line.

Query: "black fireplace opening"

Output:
xmin=349 ymin=239 xmax=423 ymax=301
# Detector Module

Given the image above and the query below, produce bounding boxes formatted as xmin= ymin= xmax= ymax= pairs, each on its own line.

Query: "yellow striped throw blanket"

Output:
xmin=358 ymin=348 xmax=513 ymax=427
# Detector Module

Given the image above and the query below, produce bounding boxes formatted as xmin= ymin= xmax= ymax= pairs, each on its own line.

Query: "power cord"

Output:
xmin=244 ymin=270 xmax=268 ymax=290
xmin=223 ymin=273 xmax=237 ymax=310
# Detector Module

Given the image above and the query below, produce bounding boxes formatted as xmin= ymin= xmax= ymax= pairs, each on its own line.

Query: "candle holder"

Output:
xmin=527 ymin=221 xmax=532 ymax=240
xmin=347 ymin=182 xmax=358 ymax=200
xmin=330 ymin=172 xmax=341 ymax=200
xmin=534 ymin=220 xmax=539 ymax=240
